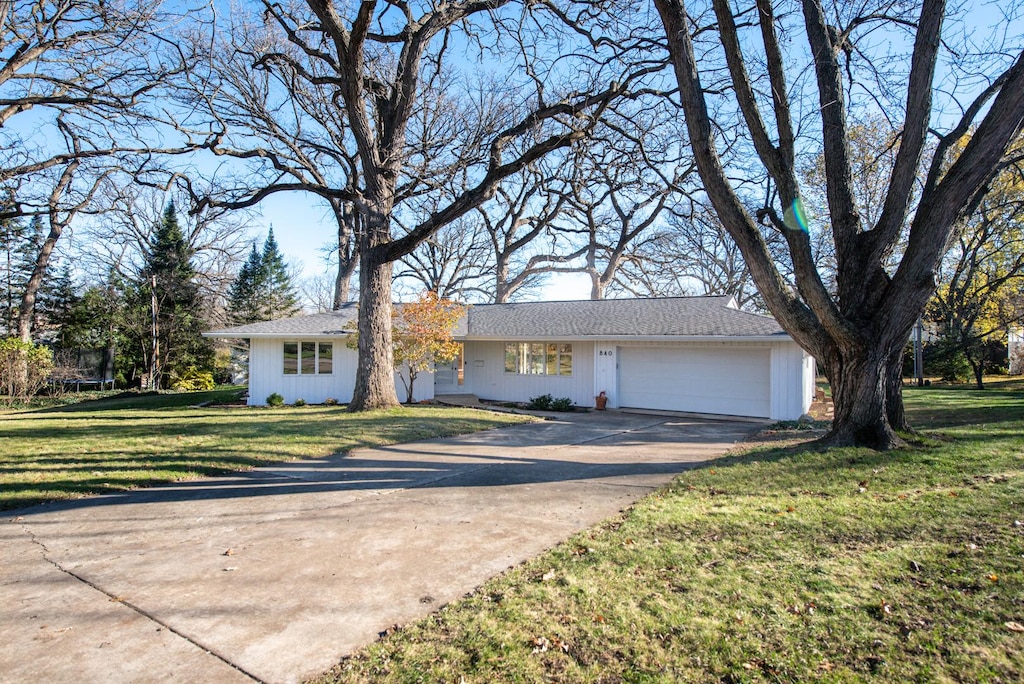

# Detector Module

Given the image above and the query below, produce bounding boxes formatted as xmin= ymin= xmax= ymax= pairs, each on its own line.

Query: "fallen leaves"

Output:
xmin=530 ymin=635 xmax=569 ymax=654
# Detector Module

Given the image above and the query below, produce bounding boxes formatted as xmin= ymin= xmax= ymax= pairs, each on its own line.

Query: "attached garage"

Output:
xmin=617 ymin=345 xmax=771 ymax=418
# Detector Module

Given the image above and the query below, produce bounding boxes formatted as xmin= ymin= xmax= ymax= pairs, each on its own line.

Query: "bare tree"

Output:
xmin=394 ymin=214 xmax=494 ymax=301
xmin=474 ymin=161 xmax=586 ymax=303
xmin=654 ymin=0 xmax=1024 ymax=448
xmin=188 ymin=0 xmax=651 ymax=409
xmin=614 ymin=202 xmax=762 ymax=310
xmin=0 ymin=0 xmax=198 ymax=341
xmin=77 ymin=182 xmax=253 ymax=327
xmin=179 ymin=11 xmax=363 ymax=308
xmin=560 ymin=108 xmax=693 ymax=300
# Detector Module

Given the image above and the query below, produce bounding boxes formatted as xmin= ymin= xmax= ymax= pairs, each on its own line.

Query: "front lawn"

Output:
xmin=0 ymin=388 xmax=534 ymax=511
xmin=318 ymin=379 xmax=1024 ymax=682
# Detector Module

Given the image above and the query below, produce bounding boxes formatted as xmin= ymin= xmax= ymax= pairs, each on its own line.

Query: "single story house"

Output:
xmin=206 ymin=296 xmax=815 ymax=421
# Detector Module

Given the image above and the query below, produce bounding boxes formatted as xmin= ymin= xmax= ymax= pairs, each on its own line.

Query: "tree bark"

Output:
xmin=886 ymin=344 xmax=911 ymax=434
xmin=820 ymin=343 xmax=904 ymax=449
xmin=332 ymin=199 xmax=359 ymax=308
xmin=16 ymin=218 xmax=63 ymax=342
xmin=348 ymin=209 xmax=400 ymax=411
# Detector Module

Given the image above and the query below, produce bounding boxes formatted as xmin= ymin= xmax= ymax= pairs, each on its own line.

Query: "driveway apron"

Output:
xmin=0 ymin=411 xmax=759 ymax=683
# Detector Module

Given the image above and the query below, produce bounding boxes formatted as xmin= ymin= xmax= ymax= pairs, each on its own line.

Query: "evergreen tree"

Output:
xmin=259 ymin=227 xmax=301 ymax=318
xmin=132 ymin=201 xmax=213 ymax=388
xmin=0 ymin=215 xmax=28 ymax=336
xmin=226 ymin=227 xmax=301 ymax=324
xmin=35 ymin=263 xmax=79 ymax=346
xmin=226 ymin=243 xmax=265 ymax=324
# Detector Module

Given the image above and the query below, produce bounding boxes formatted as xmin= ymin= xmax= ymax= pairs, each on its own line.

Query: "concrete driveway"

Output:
xmin=0 ymin=410 xmax=759 ymax=683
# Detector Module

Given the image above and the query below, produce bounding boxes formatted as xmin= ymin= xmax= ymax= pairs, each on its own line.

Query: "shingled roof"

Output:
xmin=207 ymin=297 xmax=787 ymax=340
xmin=457 ymin=296 xmax=785 ymax=338
xmin=206 ymin=303 xmax=359 ymax=337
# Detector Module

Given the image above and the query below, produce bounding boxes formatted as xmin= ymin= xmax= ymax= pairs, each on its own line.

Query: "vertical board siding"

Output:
xmin=769 ymin=342 xmax=812 ymax=421
xmin=463 ymin=341 xmax=596 ymax=407
xmin=246 ymin=337 xmax=355 ymax=406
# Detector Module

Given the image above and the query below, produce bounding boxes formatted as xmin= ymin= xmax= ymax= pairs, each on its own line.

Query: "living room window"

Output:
xmin=283 ymin=341 xmax=334 ymax=375
xmin=504 ymin=342 xmax=572 ymax=376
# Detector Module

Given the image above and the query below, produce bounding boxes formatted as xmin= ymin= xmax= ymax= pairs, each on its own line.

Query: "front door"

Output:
xmin=434 ymin=343 xmax=464 ymax=395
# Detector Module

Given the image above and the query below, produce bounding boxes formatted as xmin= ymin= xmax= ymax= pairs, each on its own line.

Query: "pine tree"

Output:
xmin=134 ymin=201 xmax=213 ymax=388
xmin=226 ymin=243 xmax=265 ymax=324
xmin=0 ymin=215 xmax=28 ymax=336
xmin=259 ymin=227 xmax=301 ymax=319
xmin=34 ymin=262 xmax=78 ymax=345
xmin=226 ymin=227 xmax=301 ymax=324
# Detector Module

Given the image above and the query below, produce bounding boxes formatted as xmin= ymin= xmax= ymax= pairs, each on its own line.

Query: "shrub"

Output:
xmin=170 ymin=366 xmax=216 ymax=392
xmin=266 ymin=392 xmax=284 ymax=407
xmin=0 ymin=338 xmax=53 ymax=405
xmin=294 ymin=398 xmax=306 ymax=407
xmin=527 ymin=393 xmax=553 ymax=410
xmin=324 ymin=397 xmax=340 ymax=406
xmin=550 ymin=397 xmax=574 ymax=412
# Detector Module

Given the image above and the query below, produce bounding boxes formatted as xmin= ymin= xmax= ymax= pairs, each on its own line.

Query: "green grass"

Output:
xmin=316 ymin=379 xmax=1024 ymax=683
xmin=0 ymin=388 xmax=534 ymax=511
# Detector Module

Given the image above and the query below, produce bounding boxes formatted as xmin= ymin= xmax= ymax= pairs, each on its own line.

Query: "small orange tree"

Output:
xmin=391 ymin=292 xmax=465 ymax=403
xmin=346 ymin=291 xmax=465 ymax=403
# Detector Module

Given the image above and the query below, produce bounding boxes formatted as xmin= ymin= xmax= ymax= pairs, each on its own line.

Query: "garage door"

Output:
xmin=618 ymin=346 xmax=771 ymax=418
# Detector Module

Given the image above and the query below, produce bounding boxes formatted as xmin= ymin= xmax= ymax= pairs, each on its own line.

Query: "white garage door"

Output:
xmin=618 ymin=346 xmax=771 ymax=418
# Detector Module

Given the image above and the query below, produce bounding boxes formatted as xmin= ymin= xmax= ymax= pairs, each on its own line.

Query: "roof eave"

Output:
xmin=203 ymin=331 xmax=354 ymax=339
xmin=457 ymin=334 xmax=794 ymax=343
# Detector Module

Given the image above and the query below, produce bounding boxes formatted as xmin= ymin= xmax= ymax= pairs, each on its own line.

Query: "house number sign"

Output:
xmin=598 ymin=350 xmax=614 ymax=357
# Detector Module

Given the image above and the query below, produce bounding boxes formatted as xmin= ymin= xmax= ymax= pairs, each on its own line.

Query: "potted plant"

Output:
xmin=595 ymin=391 xmax=608 ymax=410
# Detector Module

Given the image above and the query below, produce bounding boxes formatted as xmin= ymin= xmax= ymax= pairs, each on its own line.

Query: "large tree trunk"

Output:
xmin=16 ymin=219 xmax=63 ymax=342
xmin=821 ymin=345 xmax=904 ymax=449
xmin=332 ymin=200 xmax=359 ymax=308
xmin=885 ymin=344 xmax=911 ymax=433
xmin=349 ymin=207 xmax=400 ymax=411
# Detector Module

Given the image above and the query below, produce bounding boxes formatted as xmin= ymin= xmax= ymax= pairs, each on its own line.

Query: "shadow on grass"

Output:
xmin=25 ymin=387 xmax=246 ymax=413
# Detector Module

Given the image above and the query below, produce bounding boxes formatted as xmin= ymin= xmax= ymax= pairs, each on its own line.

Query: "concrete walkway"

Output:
xmin=0 ymin=411 xmax=760 ymax=683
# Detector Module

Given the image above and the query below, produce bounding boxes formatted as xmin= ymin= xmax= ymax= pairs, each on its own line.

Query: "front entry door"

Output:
xmin=434 ymin=344 xmax=464 ymax=395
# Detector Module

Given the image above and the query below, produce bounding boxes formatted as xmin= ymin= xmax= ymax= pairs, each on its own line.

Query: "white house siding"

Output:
xmin=462 ymin=340 xmax=597 ymax=407
xmin=769 ymin=342 xmax=815 ymax=421
xmin=247 ymin=337 xmax=432 ymax=405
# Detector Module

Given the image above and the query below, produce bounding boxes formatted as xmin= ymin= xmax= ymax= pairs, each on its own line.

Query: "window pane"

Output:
xmin=559 ymin=352 xmax=573 ymax=376
xmin=529 ymin=343 xmax=544 ymax=374
xmin=301 ymin=342 xmax=316 ymax=374
xmin=318 ymin=342 xmax=333 ymax=374
xmin=546 ymin=343 xmax=558 ymax=375
xmin=504 ymin=344 xmax=517 ymax=373
xmin=283 ymin=343 xmax=298 ymax=374
xmin=558 ymin=344 xmax=572 ymax=376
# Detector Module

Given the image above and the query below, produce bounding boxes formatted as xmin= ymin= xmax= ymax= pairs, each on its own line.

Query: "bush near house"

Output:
xmin=527 ymin=394 xmax=575 ymax=411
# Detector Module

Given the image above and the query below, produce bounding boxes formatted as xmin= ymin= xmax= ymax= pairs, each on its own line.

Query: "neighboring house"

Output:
xmin=205 ymin=296 xmax=815 ymax=421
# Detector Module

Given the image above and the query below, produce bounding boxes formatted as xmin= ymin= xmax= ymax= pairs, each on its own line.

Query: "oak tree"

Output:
xmin=654 ymin=0 xmax=1024 ymax=448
